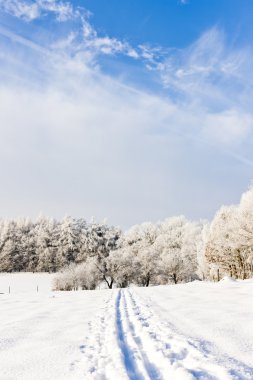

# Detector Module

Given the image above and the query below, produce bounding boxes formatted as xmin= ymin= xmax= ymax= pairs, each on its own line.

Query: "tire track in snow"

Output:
xmin=122 ymin=289 xmax=192 ymax=380
xmin=71 ymin=291 xmax=129 ymax=380
xmin=74 ymin=288 xmax=250 ymax=380
xmin=137 ymin=293 xmax=253 ymax=379
xmin=116 ymin=290 xmax=144 ymax=380
xmin=117 ymin=289 xmax=199 ymax=380
xmin=116 ymin=289 xmax=161 ymax=380
xmin=126 ymin=289 xmax=251 ymax=380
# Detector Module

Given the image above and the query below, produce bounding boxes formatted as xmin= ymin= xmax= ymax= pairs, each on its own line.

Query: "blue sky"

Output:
xmin=71 ymin=0 xmax=253 ymax=47
xmin=0 ymin=0 xmax=253 ymax=228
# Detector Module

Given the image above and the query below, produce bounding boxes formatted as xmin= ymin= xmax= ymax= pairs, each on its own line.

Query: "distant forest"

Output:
xmin=1 ymin=185 xmax=253 ymax=290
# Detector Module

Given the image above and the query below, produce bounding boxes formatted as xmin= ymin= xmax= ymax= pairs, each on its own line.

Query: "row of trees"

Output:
xmin=54 ymin=216 xmax=203 ymax=290
xmin=1 ymin=185 xmax=253 ymax=289
xmin=0 ymin=217 xmax=120 ymax=273
xmin=54 ymin=185 xmax=253 ymax=289
xmin=204 ymin=186 xmax=253 ymax=280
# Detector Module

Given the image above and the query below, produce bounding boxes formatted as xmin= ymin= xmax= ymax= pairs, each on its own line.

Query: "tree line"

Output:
xmin=0 ymin=216 xmax=120 ymax=273
xmin=1 ymin=185 xmax=253 ymax=289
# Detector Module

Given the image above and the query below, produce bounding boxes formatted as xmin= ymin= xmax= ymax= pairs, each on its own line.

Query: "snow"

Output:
xmin=220 ymin=276 xmax=237 ymax=282
xmin=0 ymin=272 xmax=55 ymax=293
xmin=0 ymin=274 xmax=253 ymax=379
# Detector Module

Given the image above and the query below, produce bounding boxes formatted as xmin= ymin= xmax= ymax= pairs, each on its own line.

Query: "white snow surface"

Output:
xmin=0 ymin=275 xmax=253 ymax=380
xmin=0 ymin=272 xmax=54 ymax=293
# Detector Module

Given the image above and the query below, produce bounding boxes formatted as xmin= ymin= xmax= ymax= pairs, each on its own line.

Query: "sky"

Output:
xmin=0 ymin=0 xmax=253 ymax=228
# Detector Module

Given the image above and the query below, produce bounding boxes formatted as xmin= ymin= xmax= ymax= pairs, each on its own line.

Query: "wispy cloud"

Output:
xmin=0 ymin=0 xmax=75 ymax=21
xmin=1 ymin=2 xmax=253 ymax=148
xmin=80 ymin=17 xmax=139 ymax=59
xmin=0 ymin=24 xmax=49 ymax=53
xmin=0 ymin=1 xmax=253 ymax=225
xmin=140 ymin=27 xmax=253 ymax=145
xmin=147 ymin=28 xmax=252 ymax=101
xmin=0 ymin=0 xmax=139 ymax=60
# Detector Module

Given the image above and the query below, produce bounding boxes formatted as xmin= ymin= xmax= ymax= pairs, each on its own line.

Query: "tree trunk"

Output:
xmin=172 ymin=273 xmax=178 ymax=284
xmin=104 ymin=275 xmax=113 ymax=289
xmin=109 ymin=279 xmax=113 ymax=289
xmin=242 ymin=265 xmax=246 ymax=280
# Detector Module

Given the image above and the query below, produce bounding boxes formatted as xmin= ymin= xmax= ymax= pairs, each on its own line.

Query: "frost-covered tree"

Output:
xmin=205 ymin=186 xmax=253 ymax=280
xmin=76 ymin=257 xmax=101 ymax=290
xmin=205 ymin=205 xmax=237 ymax=280
xmin=108 ymin=247 xmax=137 ymax=288
xmin=181 ymin=220 xmax=203 ymax=282
xmin=19 ymin=218 xmax=37 ymax=272
xmin=0 ymin=216 xmax=120 ymax=274
xmin=0 ymin=239 xmax=16 ymax=272
xmin=0 ymin=220 xmax=23 ymax=272
xmin=156 ymin=216 xmax=186 ymax=284
xmin=56 ymin=216 xmax=81 ymax=268
xmin=81 ymin=221 xmax=121 ymax=288
xmin=53 ymin=263 xmax=79 ymax=291
xmin=3 ymin=184 xmax=253 ymax=286
xmin=154 ymin=217 xmax=201 ymax=284
xmin=36 ymin=217 xmax=59 ymax=272
xmin=234 ymin=187 xmax=253 ymax=278
xmin=196 ymin=223 xmax=210 ymax=280
xmin=119 ymin=222 xmax=161 ymax=287
xmin=53 ymin=258 xmax=101 ymax=291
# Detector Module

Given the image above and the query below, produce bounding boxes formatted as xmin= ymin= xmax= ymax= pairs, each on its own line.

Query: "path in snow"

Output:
xmin=78 ymin=288 xmax=253 ymax=380
xmin=1 ymin=276 xmax=253 ymax=380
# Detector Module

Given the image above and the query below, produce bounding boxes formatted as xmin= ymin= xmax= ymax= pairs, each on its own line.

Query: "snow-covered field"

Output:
xmin=0 ymin=272 xmax=55 ymax=294
xmin=0 ymin=275 xmax=253 ymax=380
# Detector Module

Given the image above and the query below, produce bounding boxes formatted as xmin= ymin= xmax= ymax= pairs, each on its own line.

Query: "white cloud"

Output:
xmin=0 ymin=0 xmax=140 ymax=59
xmin=0 ymin=4 xmax=253 ymax=225
xmin=202 ymin=109 xmax=253 ymax=145
xmin=1 ymin=7 xmax=253 ymax=148
xmin=0 ymin=65 xmax=181 ymax=226
xmin=0 ymin=0 xmax=39 ymax=21
xmin=148 ymin=28 xmax=253 ymax=104
xmin=79 ymin=17 xmax=140 ymax=59
xmin=0 ymin=0 xmax=75 ymax=22
xmin=0 ymin=29 xmax=253 ymax=226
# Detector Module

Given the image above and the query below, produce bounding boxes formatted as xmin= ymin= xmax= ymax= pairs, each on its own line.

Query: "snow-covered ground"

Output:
xmin=0 ymin=275 xmax=253 ymax=380
xmin=0 ymin=272 xmax=55 ymax=294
